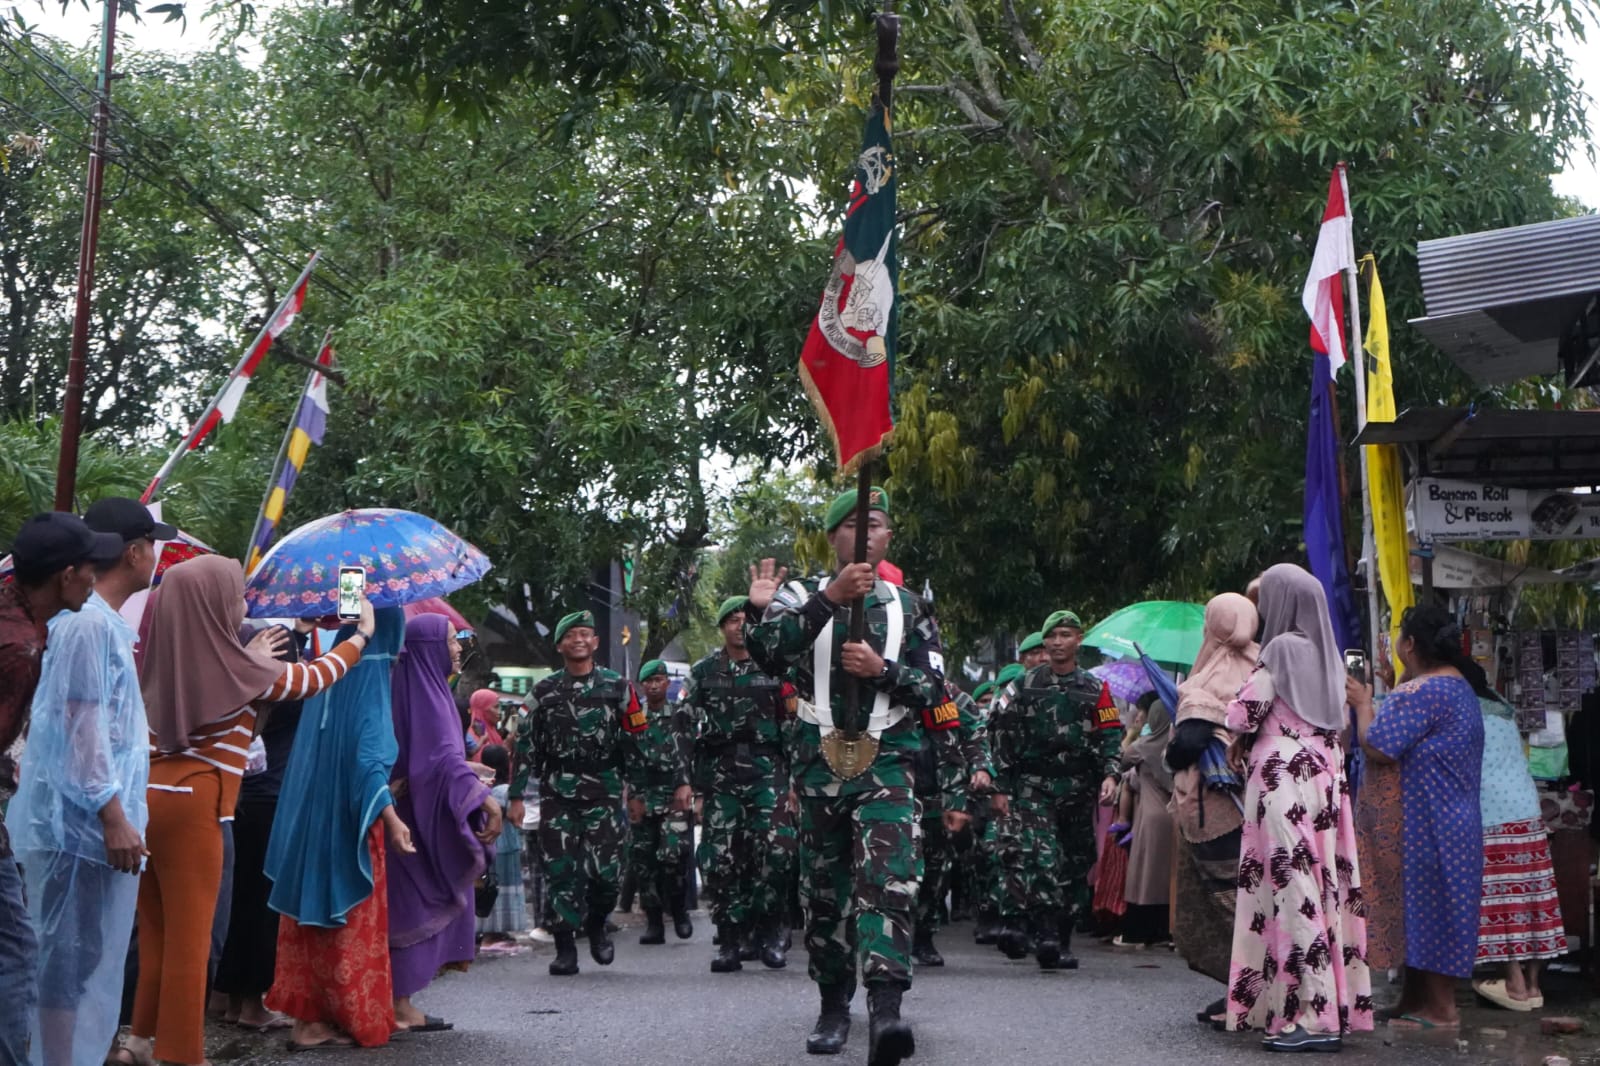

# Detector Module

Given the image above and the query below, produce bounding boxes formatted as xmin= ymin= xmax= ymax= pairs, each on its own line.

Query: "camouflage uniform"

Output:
xmin=510 ymin=668 xmax=654 ymax=933
xmin=989 ymin=663 xmax=1121 ymax=937
xmin=628 ymin=697 xmax=693 ymax=913
xmin=684 ymin=651 xmax=789 ymax=931
xmin=914 ymin=686 xmax=990 ymax=938
xmin=746 ymin=576 xmax=957 ymax=991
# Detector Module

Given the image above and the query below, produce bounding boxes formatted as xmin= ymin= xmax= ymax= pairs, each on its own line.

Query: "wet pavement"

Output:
xmin=201 ymin=913 xmax=1600 ymax=1065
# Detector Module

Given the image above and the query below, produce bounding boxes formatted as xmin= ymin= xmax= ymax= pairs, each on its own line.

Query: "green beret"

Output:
xmin=716 ymin=596 xmax=749 ymax=627
xmin=996 ymin=663 xmax=1025 ymax=687
xmin=1042 ymin=609 xmax=1084 ymax=635
xmin=824 ymin=485 xmax=890 ymax=533
xmin=554 ymin=609 xmax=596 ymax=645
xmin=639 ymin=659 xmax=667 ymax=681
xmin=973 ymin=681 xmax=995 ymax=702
xmin=1018 ymin=631 xmax=1044 ymax=654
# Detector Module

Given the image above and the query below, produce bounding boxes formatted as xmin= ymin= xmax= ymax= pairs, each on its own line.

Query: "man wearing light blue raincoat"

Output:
xmin=7 ymin=498 xmax=164 ymax=1066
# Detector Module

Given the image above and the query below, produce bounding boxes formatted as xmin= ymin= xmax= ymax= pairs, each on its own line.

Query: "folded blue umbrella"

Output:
xmin=1135 ymin=643 xmax=1181 ymax=713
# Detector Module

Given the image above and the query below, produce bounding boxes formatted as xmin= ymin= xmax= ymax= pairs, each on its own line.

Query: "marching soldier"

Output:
xmin=988 ymin=611 xmax=1121 ymax=971
xmin=510 ymin=611 xmax=688 ymax=976
xmin=745 ymin=486 xmax=960 ymax=1066
xmin=629 ymin=659 xmax=695 ymax=945
xmin=976 ymin=662 xmax=1025 ymax=946
xmin=911 ymin=680 xmax=990 ymax=966
xmin=1017 ymin=631 xmax=1047 ymax=671
xmin=685 ymin=596 xmax=792 ymax=973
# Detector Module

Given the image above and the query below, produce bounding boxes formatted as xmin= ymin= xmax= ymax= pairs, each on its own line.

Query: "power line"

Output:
xmin=0 ymin=26 xmax=361 ymax=300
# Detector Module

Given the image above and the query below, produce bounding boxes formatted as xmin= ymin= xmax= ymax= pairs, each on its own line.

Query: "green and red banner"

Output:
xmin=799 ymin=98 xmax=898 ymax=475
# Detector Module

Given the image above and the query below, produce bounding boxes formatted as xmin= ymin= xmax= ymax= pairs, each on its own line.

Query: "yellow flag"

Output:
xmin=1362 ymin=257 xmax=1412 ymax=647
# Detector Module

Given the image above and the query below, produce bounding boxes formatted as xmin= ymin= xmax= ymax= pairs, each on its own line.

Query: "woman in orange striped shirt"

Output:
xmin=126 ymin=557 xmax=373 ymax=1066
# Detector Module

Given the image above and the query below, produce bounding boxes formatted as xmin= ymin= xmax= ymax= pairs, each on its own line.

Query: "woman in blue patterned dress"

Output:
xmin=1349 ymin=604 xmax=1484 ymax=1030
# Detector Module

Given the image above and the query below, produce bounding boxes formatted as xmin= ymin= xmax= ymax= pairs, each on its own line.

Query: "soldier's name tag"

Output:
xmin=1092 ymin=682 xmax=1120 ymax=730
xmin=922 ymin=700 xmax=961 ymax=731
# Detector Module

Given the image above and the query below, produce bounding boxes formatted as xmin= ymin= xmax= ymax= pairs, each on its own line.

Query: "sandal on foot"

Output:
xmin=1472 ymin=979 xmax=1535 ymax=1013
xmin=1386 ymin=1014 xmax=1458 ymax=1031
xmin=286 ymin=1036 xmax=355 ymax=1053
xmin=395 ymin=1015 xmax=453 ymax=1034
xmin=1263 ymin=1025 xmax=1342 ymax=1053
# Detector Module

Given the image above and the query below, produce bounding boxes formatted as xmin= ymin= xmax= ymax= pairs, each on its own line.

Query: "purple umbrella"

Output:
xmin=1089 ymin=660 xmax=1153 ymax=704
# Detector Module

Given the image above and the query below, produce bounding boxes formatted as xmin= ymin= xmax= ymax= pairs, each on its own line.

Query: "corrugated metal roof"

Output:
xmin=1416 ymin=214 xmax=1600 ymax=317
xmin=1354 ymin=406 xmax=1600 ymax=489
xmin=1407 ymin=214 xmax=1600 ymax=385
xmin=1409 ymin=309 xmax=1552 ymax=385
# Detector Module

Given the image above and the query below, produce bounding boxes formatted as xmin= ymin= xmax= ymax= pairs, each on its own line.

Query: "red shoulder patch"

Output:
xmin=922 ymin=700 xmax=961 ymax=732
xmin=1093 ymin=682 xmax=1121 ymax=730
xmin=779 ymin=681 xmax=798 ymax=719
xmin=622 ymin=683 xmax=648 ymax=733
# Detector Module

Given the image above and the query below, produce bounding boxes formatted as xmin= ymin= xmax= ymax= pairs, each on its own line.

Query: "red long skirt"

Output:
xmin=265 ymin=824 xmax=396 ymax=1046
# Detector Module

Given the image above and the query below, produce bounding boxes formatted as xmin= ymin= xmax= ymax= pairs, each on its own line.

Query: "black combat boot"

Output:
xmin=806 ymin=981 xmax=853 ymax=1055
xmin=974 ymin=907 xmax=999 ymax=945
xmin=912 ymin=925 xmax=944 ymax=967
xmin=549 ymin=930 xmax=579 ymax=976
xmin=585 ymin=912 xmax=615 ymax=966
xmin=996 ymin=920 xmax=1029 ymax=960
xmin=667 ymin=872 xmax=694 ymax=939
xmin=710 ymin=924 xmax=743 ymax=972
xmin=760 ymin=917 xmax=788 ymax=969
xmin=1035 ymin=909 xmax=1062 ymax=969
xmin=640 ymin=908 xmax=666 ymax=945
xmin=739 ymin=927 xmax=760 ymax=962
xmin=866 ymin=984 xmax=915 ymax=1066
xmin=1056 ymin=916 xmax=1079 ymax=970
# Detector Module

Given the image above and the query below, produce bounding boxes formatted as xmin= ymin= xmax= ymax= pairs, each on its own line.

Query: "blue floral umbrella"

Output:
xmin=244 ymin=508 xmax=491 ymax=619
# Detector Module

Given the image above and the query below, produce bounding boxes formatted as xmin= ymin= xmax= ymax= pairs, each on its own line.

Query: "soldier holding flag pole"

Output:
xmin=743 ymin=16 xmax=967 ymax=1066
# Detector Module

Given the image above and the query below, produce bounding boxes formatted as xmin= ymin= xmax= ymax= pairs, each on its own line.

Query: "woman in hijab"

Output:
xmin=1117 ymin=692 xmax=1176 ymax=947
xmin=1349 ymin=603 xmax=1484 ymax=1030
xmin=466 ymin=688 xmax=504 ymax=763
xmin=1224 ymin=564 xmax=1372 ymax=1052
xmin=1169 ymin=592 xmax=1257 ymax=1022
xmin=130 ymin=556 xmax=373 ymax=1066
xmin=386 ymin=614 xmax=500 ymax=1031
xmin=263 ymin=607 xmax=417 ymax=1050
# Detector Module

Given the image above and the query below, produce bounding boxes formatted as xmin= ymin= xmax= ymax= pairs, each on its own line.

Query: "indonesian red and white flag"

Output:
xmin=189 ymin=257 xmax=316 ymax=450
xmin=1301 ymin=166 xmax=1354 ymax=382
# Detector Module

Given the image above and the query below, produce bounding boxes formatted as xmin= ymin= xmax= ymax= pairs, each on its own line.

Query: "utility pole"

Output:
xmin=53 ymin=0 xmax=118 ymax=510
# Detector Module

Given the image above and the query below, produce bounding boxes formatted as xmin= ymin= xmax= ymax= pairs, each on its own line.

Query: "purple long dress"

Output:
xmin=387 ymin=614 xmax=492 ymax=998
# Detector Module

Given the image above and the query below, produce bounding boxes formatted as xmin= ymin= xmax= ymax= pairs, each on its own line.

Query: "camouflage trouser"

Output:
xmin=799 ymin=785 xmax=919 ymax=990
xmin=995 ymin=783 xmax=1096 ymax=923
xmin=914 ymin=797 xmax=955 ymax=932
xmin=960 ymin=809 xmax=995 ymax=915
xmin=629 ymin=806 xmax=691 ymax=912
xmin=769 ymin=790 xmax=800 ymax=922
xmin=698 ymin=776 xmax=783 ymax=927
xmin=540 ymin=797 xmax=624 ymax=932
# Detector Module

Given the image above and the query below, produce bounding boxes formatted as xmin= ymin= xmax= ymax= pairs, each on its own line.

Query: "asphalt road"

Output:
xmin=215 ymin=915 xmax=1592 ymax=1066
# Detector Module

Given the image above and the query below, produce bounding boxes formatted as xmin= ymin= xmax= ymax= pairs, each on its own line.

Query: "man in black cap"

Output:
xmin=11 ymin=497 xmax=170 ymax=1064
xmin=0 ymin=511 xmax=123 ymax=1064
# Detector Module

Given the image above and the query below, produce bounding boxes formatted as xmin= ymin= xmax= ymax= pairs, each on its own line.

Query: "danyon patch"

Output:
xmin=922 ymin=700 xmax=961 ymax=732
xmin=1093 ymin=682 xmax=1120 ymax=730
xmin=780 ymin=682 xmax=799 ymax=718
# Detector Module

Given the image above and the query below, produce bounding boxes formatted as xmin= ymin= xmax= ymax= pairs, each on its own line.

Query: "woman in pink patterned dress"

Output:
xmin=1224 ymin=564 xmax=1373 ymax=1052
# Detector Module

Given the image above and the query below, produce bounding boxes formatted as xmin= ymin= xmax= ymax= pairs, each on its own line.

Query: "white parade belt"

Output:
xmin=792 ymin=576 xmax=906 ymax=780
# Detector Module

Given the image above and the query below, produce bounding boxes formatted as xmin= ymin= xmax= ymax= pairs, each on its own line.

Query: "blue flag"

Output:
xmin=1304 ymin=352 xmax=1361 ymax=653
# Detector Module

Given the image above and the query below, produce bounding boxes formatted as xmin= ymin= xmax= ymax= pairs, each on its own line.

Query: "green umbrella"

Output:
xmin=1082 ymin=600 xmax=1207 ymax=667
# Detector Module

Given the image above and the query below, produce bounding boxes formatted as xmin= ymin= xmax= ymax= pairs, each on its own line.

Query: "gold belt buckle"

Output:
xmin=819 ymin=731 xmax=879 ymax=780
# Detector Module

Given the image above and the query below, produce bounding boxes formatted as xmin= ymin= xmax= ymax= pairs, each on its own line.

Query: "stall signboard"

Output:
xmin=1413 ymin=478 xmax=1600 ymax=542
